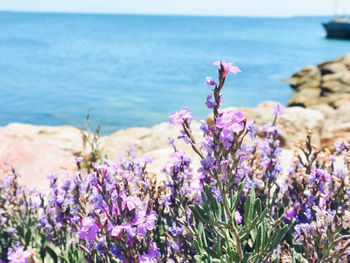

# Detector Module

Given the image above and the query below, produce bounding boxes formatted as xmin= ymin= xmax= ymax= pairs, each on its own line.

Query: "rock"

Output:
xmin=333 ymin=99 xmax=350 ymax=109
xmin=286 ymin=54 xmax=350 ymax=111
xmin=321 ymin=122 xmax=350 ymax=148
xmin=322 ymin=71 xmax=350 ymax=85
xmin=321 ymin=80 xmax=350 ymax=94
xmin=310 ymin=104 xmax=335 ymax=119
xmin=285 ymin=66 xmax=321 ymax=90
xmin=287 ymin=88 xmax=321 ymax=107
xmin=277 ymin=107 xmax=325 ymax=148
xmin=2 ymin=123 xmax=87 ymax=155
xmin=0 ymin=127 xmax=77 ymax=191
xmin=319 ymin=53 xmax=350 ymax=69
xmin=317 ymin=93 xmax=350 ymax=108
xmin=100 ymin=122 xmax=203 ymax=161
xmin=256 ymin=101 xmax=280 ymax=109
xmin=318 ymin=62 xmax=349 ymax=75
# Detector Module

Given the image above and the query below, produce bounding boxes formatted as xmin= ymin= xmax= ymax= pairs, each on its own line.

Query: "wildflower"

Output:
xmin=216 ymin=110 xmax=245 ymax=148
xmin=205 ymin=76 xmax=217 ymax=88
xmin=139 ymin=242 xmax=160 ymax=263
xmin=246 ymin=120 xmax=255 ymax=140
xmin=7 ymin=246 xmax=32 ymax=263
xmin=111 ymin=244 xmax=124 ymax=260
xmin=169 ymin=107 xmax=193 ymax=126
xmin=132 ymin=210 xmax=157 ymax=236
xmin=213 ymin=61 xmax=241 ymax=77
xmin=121 ymin=194 xmax=143 ymax=211
xmin=205 ymin=94 xmax=216 ymax=109
xmin=74 ymin=156 xmax=84 ymax=163
xmin=216 ymin=110 xmax=245 ymax=135
xmin=285 ymin=207 xmax=296 ymax=221
xmin=272 ymin=103 xmax=284 ymax=115
xmin=47 ymin=172 xmax=58 ymax=181
xmin=77 ymin=217 xmax=100 ymax=241
xmin=235 ymin=211 xmax=242 ymax=224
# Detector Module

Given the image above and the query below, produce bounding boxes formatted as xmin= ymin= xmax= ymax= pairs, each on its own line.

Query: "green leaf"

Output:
xmin=244 ymin=188 xmax=256 ymax=225
xmin=271 ymin=225 xmax=289 ymax=249
xmin=24 ymin=228 xmax=31 ymax=247
xmin=46 ymin=245 xmax=58 ymax=263
xmin=190 ymin=205 xmax=209 ymax=223
xmin=230 ymin=182 xmax=244 ymax=212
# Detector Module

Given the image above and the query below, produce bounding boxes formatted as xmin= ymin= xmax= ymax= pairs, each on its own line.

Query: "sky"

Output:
xmin=0 ymin=0 xmax=349 ymax=17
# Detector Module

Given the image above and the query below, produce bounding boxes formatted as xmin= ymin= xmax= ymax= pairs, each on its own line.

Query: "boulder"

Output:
xmin=319 ymin=53 xmax=350 ymax=69
xmin=321 ymin=122 xmax=350 ymax=149
xmin=1 ymin=123 xmax=87 ymax=155
xmin=318 ymin=62 xmax=349 ymax=75
xmin=100 ymin=122 xmax=203 ymax=161
xmin=285 ymin=65 xmax=321 ymax=90
xmin=0 ymin=127 xmax=77 ymax=191
xmin=310 ymin=104 xmax=336 ymax=119
xmin=277 ymin=107 xmax=325 ymax=148
xmin=321 ymin=80 xmax=350 ymax=94
xmin=287 ymin=88 xmax=321 ymax=107
xmin=322 ymin=71 xmax=350 ymax=85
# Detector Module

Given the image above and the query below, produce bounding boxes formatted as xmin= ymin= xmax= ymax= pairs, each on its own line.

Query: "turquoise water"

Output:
xmin=0 ymin=12 xmax=349 ymax=134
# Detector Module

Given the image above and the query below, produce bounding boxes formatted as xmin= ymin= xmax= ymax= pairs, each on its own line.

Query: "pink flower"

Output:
xmin=168 ymin=107 xmax=193 ymax=126
xmin=272 ymin=103 xmax=284 ymax=115
xmin=213 ymin=61 xmax=241 ymax=78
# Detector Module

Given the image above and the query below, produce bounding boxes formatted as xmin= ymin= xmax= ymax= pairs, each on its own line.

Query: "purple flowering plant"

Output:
xmin=0 ymin=61 xmax=350 ymax=263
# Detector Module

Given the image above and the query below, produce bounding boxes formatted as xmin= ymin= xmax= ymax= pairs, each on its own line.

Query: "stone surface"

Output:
xmin=287 ymin=88 xmax=321 ymax=107
xmin=287 ymin=54 xmax=350 ymax=108
xmin=0 ymin=123 xmax=91 ymax=191
xmin=319 ymin=62 xmax=348 ymax=75
xmin=285 ymin=65 xmax=321 ymax=90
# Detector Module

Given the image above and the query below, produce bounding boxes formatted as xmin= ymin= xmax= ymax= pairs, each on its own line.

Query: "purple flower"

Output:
xmin=205 ymin=76 xmax=217 ymax=88
xmin=334 ymin=141 xmax=344 ymax=153
xmin=215 ymin=110 xmax=246 ymax=148
xmin=74 ymin=156 xmax=84 ymax=164
xmin=199 ymin=155 xmax=216 ymax=175
xmin=272 ymin=103 xmax=284 ymax=115
xmin=216 ymin=110 xmax=245 ymax=135
xmin=139 ymin=241 xmax=160 ymax=263
xmin=77 ymin=217 xmax=100 ymax=241
xmin=169 ymin=107 xmax=193 ymax=126
xmin=132 ymin=210 xmax=157 ymax=237
xmin=121 ymin=194 xmax=143 ymax=211
xmin=47 ymin=172 xmax=58 ymax=181
xmin=246 ymin=120 xmax=255 ymax=140
xmin=168 ymin=221 xmax=184 ymax=236
xmin=111 ymin=244 xmax=124 ymax=260
xmin=285 ymin=207 xmax=296 ymax=221
xmin=205 ymin=94 xmax=216 ymax=109
xmin=7 ymin=247 xmax=32 ymax=263
xmin=235 ymin=211 xmax=242 ymax=224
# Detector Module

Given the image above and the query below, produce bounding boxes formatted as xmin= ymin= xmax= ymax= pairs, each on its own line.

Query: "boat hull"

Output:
xmin=323 ymin=21 xmax=350 ymax=39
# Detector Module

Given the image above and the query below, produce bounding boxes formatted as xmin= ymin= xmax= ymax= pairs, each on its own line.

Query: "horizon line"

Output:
xmin=0 ymin=9 xmax=334 ymax=19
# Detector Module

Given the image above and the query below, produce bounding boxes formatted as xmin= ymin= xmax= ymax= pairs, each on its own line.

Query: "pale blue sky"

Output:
xmin=0 ymin=0 xmax=349 ymax=17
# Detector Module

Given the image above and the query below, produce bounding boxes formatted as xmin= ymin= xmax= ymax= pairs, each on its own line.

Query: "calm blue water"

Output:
xmin=0 ymin=12 xmax=349 ymax=134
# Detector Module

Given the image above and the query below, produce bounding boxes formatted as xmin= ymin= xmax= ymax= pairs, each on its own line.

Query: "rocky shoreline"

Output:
xmin=1 ymin=54 xmax=350 ymax=190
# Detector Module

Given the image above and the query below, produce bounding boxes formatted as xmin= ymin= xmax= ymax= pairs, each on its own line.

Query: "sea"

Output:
xmin=0 ymin=12 xmax=349 ymax=134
